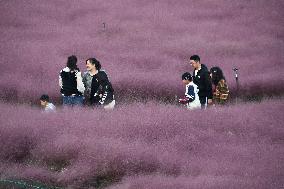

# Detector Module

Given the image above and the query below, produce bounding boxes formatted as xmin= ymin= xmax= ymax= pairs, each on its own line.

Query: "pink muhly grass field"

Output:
xmin=0 ymin=0 xmax=284 ymax=188
xmin=0 ymin=0 xmax=283 ymax=103
xmin=0 ymin=100 xmax=283 ymax=188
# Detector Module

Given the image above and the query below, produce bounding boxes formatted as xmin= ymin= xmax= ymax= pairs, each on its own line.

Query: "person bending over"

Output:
xmin=40 ymin=94 xmax=56 ymax=112
xmin=179 ymin=72 xmax=201 ymax=110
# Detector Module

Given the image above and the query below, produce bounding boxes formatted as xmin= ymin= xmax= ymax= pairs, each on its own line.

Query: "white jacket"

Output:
xmin=185 ymin=82 xmax=201 ymax=110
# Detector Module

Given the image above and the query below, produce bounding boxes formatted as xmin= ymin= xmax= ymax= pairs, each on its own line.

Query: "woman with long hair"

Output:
xmin=85 ymin=57 xmax=115 ymax=110
xmin=59 ymin=55 xmax=85 ymax=106
xmin=210 ymin=67 xmax=229 ymax=105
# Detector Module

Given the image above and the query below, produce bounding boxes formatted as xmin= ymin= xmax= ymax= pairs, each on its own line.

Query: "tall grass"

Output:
xmin=0 ymin=1 xmax=283 ymax=188
xmin=0 ymin=99 xmax=283 ymax=188
xmin=0 ymin=0 xmax=283 ymax=104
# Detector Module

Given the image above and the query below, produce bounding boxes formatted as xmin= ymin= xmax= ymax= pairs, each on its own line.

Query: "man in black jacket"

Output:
xmin=189 ymin=55 xmax=213 ymax=108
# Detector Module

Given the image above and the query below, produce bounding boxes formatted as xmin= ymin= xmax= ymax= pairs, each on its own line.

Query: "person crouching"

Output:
xmin=179 ymin=72 xmax=201 ymax=110
xmin=40 ymin=94 xmax=56 ymax=112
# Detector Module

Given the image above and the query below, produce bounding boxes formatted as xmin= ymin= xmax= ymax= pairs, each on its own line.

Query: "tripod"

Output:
xmin=233 ymin=68 xmax=239 ymax=103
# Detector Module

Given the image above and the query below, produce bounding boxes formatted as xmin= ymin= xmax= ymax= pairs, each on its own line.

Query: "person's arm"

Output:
xmin=90 ymin=77 xmax=100 ymax=104
xmin=82 ymin=73 xmax=88 ymax=97
xmin=76 ymin=71 xmax=85 ymax=94
xmin=59 ymin=71 xmax=63 ymax=89
xmin=97 ymin=72 xmax=112 ymax=105
xmin=203 ymin=71 xmax=213 ymax=104
xmin=82 ymin=73 xmax=87 ymax=88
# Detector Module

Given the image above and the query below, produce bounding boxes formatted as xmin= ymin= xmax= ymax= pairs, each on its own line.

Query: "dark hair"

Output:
xmin=67 ymin=55 xmax=78 ymax=71
xmin=210 ymin=67 xmax=225 ymax=85
xmin=182 ymin=72 xmax=192 ymax=81
xmin=40 ymin=94 xmax=49 ymax=102
xmin=189 ymin=55 xmax=200 ymax=62
xmin=86 ymin=58 xmax=101 ymax=71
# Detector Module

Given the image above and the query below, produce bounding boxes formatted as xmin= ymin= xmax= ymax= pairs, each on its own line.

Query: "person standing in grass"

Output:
xmin=86 ymin=58 xmax=115 ymax=110
xmin=178 ymin=72 xmax=201 ymax=110
xmin=40 ymin=94 xmax=56 ymax=112
xmin=210 ymin=67 xmax=229 ymax=105
xmin=59 ymin=55 xmax=85 ymax=106
xmin=188 ymin=55 xmax=213 ymax=109
xmin=82 ymin=58 xmax=96 ymax=105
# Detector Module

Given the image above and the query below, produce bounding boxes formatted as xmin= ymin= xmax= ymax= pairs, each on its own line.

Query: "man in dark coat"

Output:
xmin=189 ymin=55 xmax=213 ymax=108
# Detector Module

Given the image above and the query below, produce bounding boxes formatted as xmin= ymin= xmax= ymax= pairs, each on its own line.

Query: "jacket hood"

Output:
xmin=201 ymin=64 xmax=208 ymax=72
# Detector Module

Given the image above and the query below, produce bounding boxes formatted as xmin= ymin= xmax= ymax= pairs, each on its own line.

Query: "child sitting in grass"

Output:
xmin=40 ymin=94 xmax=56 ymax=112
xmin=178 ymin=72 xmax=201 ymax=110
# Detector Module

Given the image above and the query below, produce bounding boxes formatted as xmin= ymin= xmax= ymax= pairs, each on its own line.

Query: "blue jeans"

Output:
xmin=63 ymin=96 xmax=84 ymax=106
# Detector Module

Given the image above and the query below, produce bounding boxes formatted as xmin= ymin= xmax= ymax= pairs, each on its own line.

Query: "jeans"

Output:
xmin=63 ymin=96 xmax=84 ymax=106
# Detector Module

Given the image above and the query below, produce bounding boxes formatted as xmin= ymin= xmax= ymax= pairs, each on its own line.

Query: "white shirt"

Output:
xmin=45 ymin=103 xmax=56 ymax=112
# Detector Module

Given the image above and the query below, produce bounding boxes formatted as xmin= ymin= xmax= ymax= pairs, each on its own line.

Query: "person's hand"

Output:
xmin=208 ymin=99 xmax=213 ymax=105
xmin=179 ymin=98 xmax=189 ymax=104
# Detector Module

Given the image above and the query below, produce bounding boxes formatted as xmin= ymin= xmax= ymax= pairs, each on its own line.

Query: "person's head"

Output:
xmin=210 ymin=66 xmax=225 ymax=85
xmin=182 ymin=72 xmax=192 ymax=85
xmin=189 ymin=55 xmax=201 ymax=69
xmin=86 ymin=58 xmax=101 ymax=72
xmin=40 ymin=94 xmax=49 ymax=107
xmin=67 ymin=55 xmax=78 ymax=71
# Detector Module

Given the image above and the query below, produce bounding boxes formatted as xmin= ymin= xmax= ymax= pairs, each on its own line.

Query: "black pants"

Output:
xmin=199 ymin=96 xmax=207 ymax=109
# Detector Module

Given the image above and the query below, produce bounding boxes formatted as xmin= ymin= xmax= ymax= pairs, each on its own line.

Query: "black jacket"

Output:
xmin=60 ymin=68 xmax=84 ymax=96
xmin=90 ymin=70 xmax=114 ymax=105
xmin=192 ymin=64 xmax=213 ymax=99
